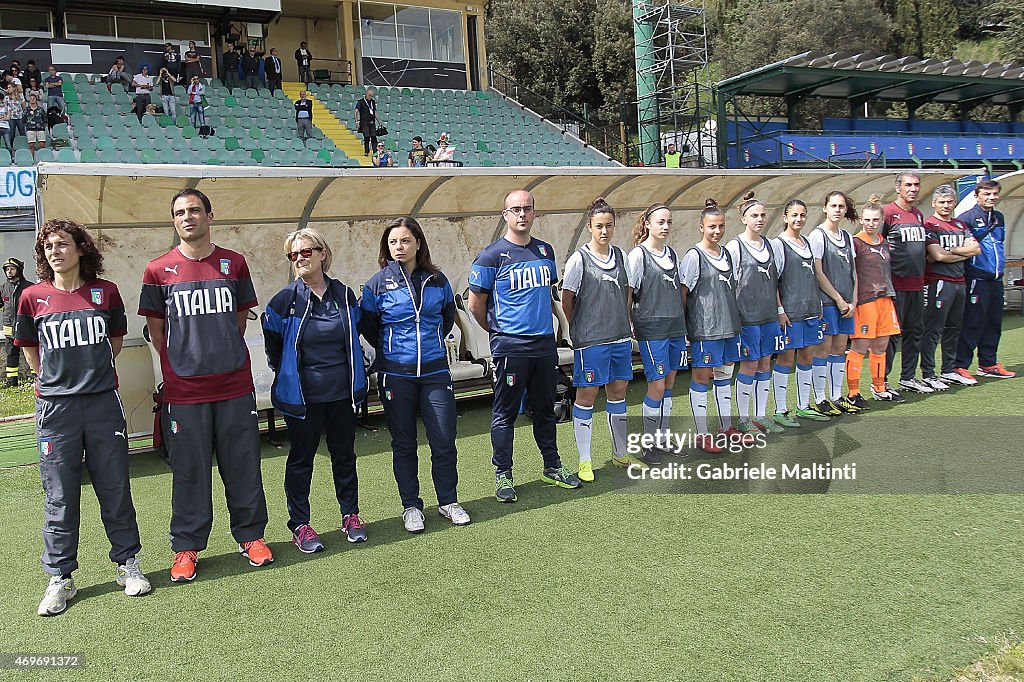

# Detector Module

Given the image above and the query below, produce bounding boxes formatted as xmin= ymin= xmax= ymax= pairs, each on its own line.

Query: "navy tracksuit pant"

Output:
xmin=920 ymin=280 xmax=966 ymax=378
xmin=886 ymin=289 xmax=924 ymax=381
xmin=378 ymin=372 xmax=458 ymax=510
xmin=490 ymin=355 xmax=562 ymax=474
xmin=956 ymin=277 xmax=1005 ymax=369
xmin=283 ymin=399 xmax=359 ymax=531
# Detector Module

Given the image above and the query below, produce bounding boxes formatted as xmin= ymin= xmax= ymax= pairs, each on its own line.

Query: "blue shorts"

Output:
xmin=821 ymin=305 xmax=855 ymax=336
xmin=739 ymin=321 xmax=784 ymax=360
xmin=691 ymin=336 xmax=743 ymax=368
xmin=638 ymin=336 xmax=688 ymax=382
xmin=781 ymin=317 xmax=824 ymax=350
xmin=573 ymin=340 xmax=633 ymax=387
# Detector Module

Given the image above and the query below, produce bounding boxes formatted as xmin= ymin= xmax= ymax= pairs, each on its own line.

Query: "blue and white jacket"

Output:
xmin=262 ymin=276 xmax=368 ymax=418
xmin=359 ymin=261 xmax=455 ymax=377
xmin=959 ymin=204 xmax=1005 ymax=280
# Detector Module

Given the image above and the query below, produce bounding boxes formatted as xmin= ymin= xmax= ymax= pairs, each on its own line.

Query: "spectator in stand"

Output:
xmin=372 ymin=142 xmax=394 ymax=167
xmin=132 ymin=66 xmax=154 ymax=122
xmin=295 ymin=42 xmax=313 ymax=85
xmin=4 ymin=84 xmax=25 ymax=147
xmin=0 ymin=99 xmax=10 ymax=151
xmin=241 ymin=46 xmax=261 ymax=90
xmin=264 ymin=48 xmax=283 ymax=93
xmin=295 ymin=90 xmax=313 ymax=143
xmin=107 ymin=58 xmax=130 ymax=90
xmin=24 ymin=93 xmax=47 ymax=159
xmin=431 ymin=133 xmax=455 ymax=162
xmin=183 ymin=45 xmax=206 ymax=82
xmin=9 ymin=61 xmax=23 ymax=78
xmin=6 ymin=67 xmax=23 ymax=98
xmin=222 ymin=41 xmax=241 ymax=93
xmin=408 ymin=136 xmax=427 ymax=167
xmin=23 ymin=61 xmax=42 ymax=89
xmin=44 ymin=66 xmax=64 ymax=114
xmin=24 ymin=76 xmax=44 ymax=105
xmin=354 ymin=87 xmax=378 ymax=156
xmin=187 ymin=75 xmax=206 ymax=128
xmin=157 ymin=67 xmax=178 ymax=118
xmin=161 ymin=43 xmax=181 ymax=80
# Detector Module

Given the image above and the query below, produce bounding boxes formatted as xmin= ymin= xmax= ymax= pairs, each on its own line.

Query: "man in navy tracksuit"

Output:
xmin=468 ymin=189 xmax=583 ymax=503
xmin=955 ymin=179 xmax=1016 ymax=379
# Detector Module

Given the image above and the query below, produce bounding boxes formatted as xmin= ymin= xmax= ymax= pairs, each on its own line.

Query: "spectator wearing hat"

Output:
xmin=431 ymin=133 xmax=455 ymax=162
xmin=372 ymin=142 xmax=394 ymax=167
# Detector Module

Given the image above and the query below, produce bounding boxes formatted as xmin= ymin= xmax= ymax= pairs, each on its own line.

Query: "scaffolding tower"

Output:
xmin=632 ymin=0 xmax=712 ymax=166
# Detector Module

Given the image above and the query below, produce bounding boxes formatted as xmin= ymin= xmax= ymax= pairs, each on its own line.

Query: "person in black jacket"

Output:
xmin=160 ymin=43 xmax=181 ymax=79
xmin=294 ymin=90 xmax=314 ymax=143
xmin=240 ymin=46 xmax=261 ymax=90
xmin=262 ymin=227 xmax=369 ymax=551
xmin=2 ymin=257 xmax=33 ymax=386
xmin=222 ymin=43 xmax=240 ymax=92
xmin=264 ymin=48 xmax=283 ymax=93
xmin=295 ymin=42 xmax=313 ymax=84
xmin=354 ymin=87 xmax=378 ymax=156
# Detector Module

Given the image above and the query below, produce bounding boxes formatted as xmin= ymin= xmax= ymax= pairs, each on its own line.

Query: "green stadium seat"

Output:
xmin=159 ymin=114 xmax=173 ymax=127
xmin=175 ymin=114 xmax=190 ymax=127
xmin=182 ymin=125 xmax=197 ymax=139
xmin=14 ymin=148 xmax=35 ymax=166
xmin=56 ymin=148 xmax=77 ymax=163
xmin=141 ymin=114 xmax=157 ymax=128
xmin=250 ymin=149 xmax=266 ymax=163
xmin=35 ymin=149 xmax=56 ymax=163
xmin=316 ymin=148 xmax=333 ymax=164
xmin=13 ymin=136 xmax=28 ymax=151
xmin=140 ymin=148 xmax=158 ymax=164
xmin=96 ymin=135 xmax=115 ymax=150
xmin=120 ymin=149 xmax=140 ymax=163
xmin=224 ymin=137 xmax=240 ymax=151
xmin=249 ymin=126 xmax=263 ymax=140
xmin=0 ymin=149 xmax=11 ymax=165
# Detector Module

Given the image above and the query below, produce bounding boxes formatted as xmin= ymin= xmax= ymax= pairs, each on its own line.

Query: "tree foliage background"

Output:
xmin=484 ymin=0 xmax=1022 ymax=127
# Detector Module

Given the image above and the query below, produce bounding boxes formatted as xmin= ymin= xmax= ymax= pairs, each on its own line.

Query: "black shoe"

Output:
xmin=541 ymin=466 xmax=583 ymax=489
xmin=848 ymin=394 xmax=871 ymax=411
xmin=3 ymin=377 xmax=17 ymax=388
xmin=640 ymin=448 xmax=664 ymax=465
xmin=495 ymin=471 xmax=517 ymax=503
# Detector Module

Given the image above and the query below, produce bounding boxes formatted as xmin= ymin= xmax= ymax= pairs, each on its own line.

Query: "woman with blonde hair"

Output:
xmin=262 ymin=227 xmax=369 ymax=552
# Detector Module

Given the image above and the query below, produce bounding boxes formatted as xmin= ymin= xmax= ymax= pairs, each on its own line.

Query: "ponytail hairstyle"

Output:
xmin=862 ymin=194 xmax=884 ymax=218
xmin=700 ymin=197 xmax=724 ymax=225
xmin=822 ymin=190 xmax=858 ymax=222
xmin=632 ymin=202 xmax=670 ymax=245
xmin=586 ymin=196 xmax=615 ymax=225
xmin=737 ymin=191 xmax=763 ymax=218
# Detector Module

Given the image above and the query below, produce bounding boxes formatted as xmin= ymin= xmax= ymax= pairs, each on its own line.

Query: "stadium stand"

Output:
xmin=24 ymin=74 xmax=614 ymax=168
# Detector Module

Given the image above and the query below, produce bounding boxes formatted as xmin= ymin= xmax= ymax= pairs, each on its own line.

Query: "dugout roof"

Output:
xmin=717 ymin=51 xmax=1024 ymax=108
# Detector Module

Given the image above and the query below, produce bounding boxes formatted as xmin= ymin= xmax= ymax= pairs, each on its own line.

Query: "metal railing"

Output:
xmin=310 ymin=58 xmax=353 ymax=86
xmin=487 ymin=66 xmax=626 ymax=163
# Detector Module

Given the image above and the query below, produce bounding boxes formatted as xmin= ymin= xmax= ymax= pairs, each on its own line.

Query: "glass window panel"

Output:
xmin=360 ymin=3 xmax=398 ymax=59
xmin=66 ymin=13 xmax=115 ymax=38
xmin=117 ymin=17 xmax=162 ymax=41
xmin=395 ymin=6 xmax=430 ymax=61
xmin=0 ymin=9 xmax=51 ymax=35
xmin=165 ymin=20 xmax=207 ymax=42
xmin=429 ymin=9 xmax=463 ymax=63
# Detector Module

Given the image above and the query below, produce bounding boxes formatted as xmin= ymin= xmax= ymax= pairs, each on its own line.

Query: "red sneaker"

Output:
xmin=170 ymin=550 xmax=198 ymax=582
xmin=239 ymin=538 xmax=274 ymax=567
xmin=719 ymin=426 xmax=756 ymax=448
xmin=696 ymin=433 xmax=723 ymax=454
xmin=977 ymin=363 xmax=1015 ymax=379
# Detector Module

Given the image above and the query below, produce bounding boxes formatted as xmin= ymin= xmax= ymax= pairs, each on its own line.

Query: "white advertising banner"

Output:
xmin=0 ymin=168 xmax=36 ymax=209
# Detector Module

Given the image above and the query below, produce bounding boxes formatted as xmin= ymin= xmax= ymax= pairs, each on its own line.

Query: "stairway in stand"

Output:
xmin=281 ymin=82 xmax=370 ymax=165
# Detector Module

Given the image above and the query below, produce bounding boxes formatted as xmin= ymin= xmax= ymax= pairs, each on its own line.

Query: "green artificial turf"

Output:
xmin=0 ymin=318 xmax=1022 ymax=681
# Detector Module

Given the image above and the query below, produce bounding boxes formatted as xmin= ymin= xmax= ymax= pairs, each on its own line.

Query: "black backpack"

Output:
xmin=523 ymin=365 xmax=576 ymax=423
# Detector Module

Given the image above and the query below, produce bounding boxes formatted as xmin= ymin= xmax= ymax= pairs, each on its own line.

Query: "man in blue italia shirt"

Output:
xmin=468 ymin=189 xmax=583 ymax=502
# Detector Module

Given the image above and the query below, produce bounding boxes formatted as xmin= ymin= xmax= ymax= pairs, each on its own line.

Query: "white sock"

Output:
xmin=642 ymin=396 xmax=661 ymax=440
xmin=605 ymin=399 xmax=628 ymax=457
xmin=772 ymin=365 xmax=792 ymax=414
xmin=689 ymin=381 xmax=709 ymax=435
xmin=572 ymin=404 xmax=593 ymax=462
xmin=812 ymin=358 xmax=827 ymax=404
xmin=661 ymin=389 xmax=673 ymax=435
xmin=797 ymin=363 xmax=813 ymax=410
xmin=754 ymin=371 xmax=771 ymax=418
xmin=736 ymin=373 xmax=754 ymax=422
xmin=828 ymin=354 xmax=845 ymax=401
xmin=713 ymin=378 xmax=732 ymax=430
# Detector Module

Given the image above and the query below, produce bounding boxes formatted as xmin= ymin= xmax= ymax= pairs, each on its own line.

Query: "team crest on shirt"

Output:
xmin=741 ymin=346 xmax=750 ymax=357
xmin=936 ymin=300 xmax=943 ymax=309
xmin=784 ymin=335 xmax=792 ymax=345
xmin=170 ymin=420 xmax=180 ymax=434
xmin=506 ymin=373 xmax=516 ymax=386
xmin=702 ymin=353 xmax=712 ymax=365
xmin=822 ymin=321 xmax=829 ymax=332
xmin=90 ymin=288 xmax=103 ymax=305
xmin=585 ymin=370 xmax=595 ymax=383
xmin=970 ymin=296 xmax=978 ymax=305
xmin=384 ymin=390 xmax=393 ymax=401
xmin=220 ymin=259 xmax=231 ymax=275
xmin=39 ymin=439 xmax=53 ymax=456
xmin=538 ymin=245 xmax=548 ymax=257
xmin=861 ymin=324 xmax=869 ymax=334
xmin=656 ymin=363 xmax=665 ymax=375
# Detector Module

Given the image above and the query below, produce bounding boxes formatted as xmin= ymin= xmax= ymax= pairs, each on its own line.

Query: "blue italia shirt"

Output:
xmin=469 ymin=236 xmax=557 ymax=357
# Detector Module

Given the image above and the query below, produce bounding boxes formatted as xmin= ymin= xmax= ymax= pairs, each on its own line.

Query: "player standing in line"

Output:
xmin=562 ymin=198 xmax=640 ymax=480
xmin=139 ymin=189 xmax=272 ymax=582
xmin=468 ymin=189 xmax=582 ymax=503
xmin=954 ymin=179 xmax=1016 ymax=380
xmin=770 ymin=200 xmax=828 ymax=426
xmin=679 ymin=199 xmax=751 ymax=452
xmin=883 ymin=171 xmax=935 ymax=394
xmin=807 ymin=190 xmax=860 ymax=415
xmin=920 ymin=185 xmax=980 ymax=389
xmin=359 ymin=218 xmax=470 ymax=532
xmin=16 ymin=219 xmax=150 ymax=616
xmin=627 ymin=203 xmax=688 ymax=462
xmin=723 ymin=192 xmax=785 ymax=436
xmin=846 ymin=195 xmax=904 ymax=404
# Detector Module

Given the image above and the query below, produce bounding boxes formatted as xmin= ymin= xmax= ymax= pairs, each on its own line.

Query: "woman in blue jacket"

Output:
xmin=262 ymin=227 xmax=369 ymax=552
xmin=359 ymin=217 xmax=470 ymax=534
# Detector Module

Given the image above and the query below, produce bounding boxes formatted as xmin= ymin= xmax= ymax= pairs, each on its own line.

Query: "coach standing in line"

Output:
xmin=468 ymin=190 xmax=583 ymax=503
xmin=954 ymin=178 xmax=1016 ymax=379
xmin=139 ymin=189 xmax=272 ymax=583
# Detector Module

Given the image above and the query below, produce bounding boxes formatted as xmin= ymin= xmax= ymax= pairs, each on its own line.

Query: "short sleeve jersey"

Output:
xmin=138 ymin=245 xmax=257 ymax=403
xmin=468 ymin=236 xmax=557 ymax=357
xmin=882 ymin=202 xmax=928 ymax=291
xmin=14 ymin=279 xmax=127 ymax=397
xmin=924 ymin=216 xmax=972 ymax=283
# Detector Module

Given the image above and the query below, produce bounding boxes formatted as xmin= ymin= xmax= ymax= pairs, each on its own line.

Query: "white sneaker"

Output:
xmin=922 ymin=376 xmax=949 ymax=391
xmin=899 ymin=378 xmax=934 ymax=393
xmin=402 ymin=507 xmax=425 ymax=534
xmin=116 ymin=556 xmax=152 ymax=596
xmin=438 ymin=502 xmax=471 ymax=526
xmin=942 ymin=371 xmax=978 ymax=386
xmin=38 ymin=575 xmax=77 ymax=616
